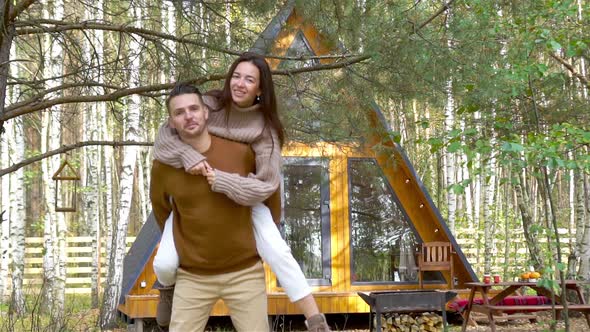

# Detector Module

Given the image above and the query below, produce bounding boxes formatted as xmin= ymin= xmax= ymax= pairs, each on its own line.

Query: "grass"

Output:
xmin=0 ymin=293 xmax=104 ymax=332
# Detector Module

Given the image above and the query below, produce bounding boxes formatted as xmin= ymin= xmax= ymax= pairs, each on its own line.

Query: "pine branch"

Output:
xmin=0 ymin=140 xmax=153 ymax=177
xmin=549 ymin=52 xmax=590 ymax=89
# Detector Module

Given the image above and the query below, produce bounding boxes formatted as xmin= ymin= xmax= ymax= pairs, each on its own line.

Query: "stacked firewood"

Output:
xmin=374 ymin=312 xmax=444 ymax=332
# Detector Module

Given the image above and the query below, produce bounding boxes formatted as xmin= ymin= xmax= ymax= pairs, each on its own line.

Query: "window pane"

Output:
xmin=282 ymin=162 xmax=324 ymax=279
xmin=349 ymin=158 xmax=421 ymax=283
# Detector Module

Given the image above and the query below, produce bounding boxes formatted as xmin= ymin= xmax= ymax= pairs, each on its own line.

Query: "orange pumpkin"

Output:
xmin=530 ymin=271 xmax=541 ymax=279
xmin=520 ymin=272 xmax=531 ymax=279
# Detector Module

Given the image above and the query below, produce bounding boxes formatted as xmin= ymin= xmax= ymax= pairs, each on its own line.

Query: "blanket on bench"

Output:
xmin=450 ymin=296 xmax=552 ymax=314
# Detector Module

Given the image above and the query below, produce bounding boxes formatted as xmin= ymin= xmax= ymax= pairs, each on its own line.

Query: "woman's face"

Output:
xmin=230 ymin=61 xmax=261 ymax=107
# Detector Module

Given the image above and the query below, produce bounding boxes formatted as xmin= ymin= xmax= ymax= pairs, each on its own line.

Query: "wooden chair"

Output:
xmin=417 ymin=241 xmax=455 ymax=289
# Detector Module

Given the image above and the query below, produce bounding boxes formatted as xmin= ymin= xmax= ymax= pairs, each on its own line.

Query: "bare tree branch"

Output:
xmin=2 ymin=75 xmax=224 ymax=120
xmin=8 ymin=81 xmax=134 ymax=110
xmin=414 ymin=0 xmax=456 ymax=32
xmin=9 ymin=0 xmax=36 ymax=22
xmin=2 ymin=55 xmax=370 ymax=121
xmin=16 ymin=19 xmax=240 ymax=56
xmin=549 ymin=52 xmax=590 ymax=89
xmin=15 ymin=19 xmax=364 ymax=62
xmin=272 ymin=55 xmax=371 ymax=75
xmin=0 ymin=140 xmax=153 ymax=177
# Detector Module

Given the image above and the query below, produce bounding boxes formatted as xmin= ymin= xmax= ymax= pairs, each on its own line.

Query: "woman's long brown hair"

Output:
xmin=212 ymin=52 xmax=285 ymax=149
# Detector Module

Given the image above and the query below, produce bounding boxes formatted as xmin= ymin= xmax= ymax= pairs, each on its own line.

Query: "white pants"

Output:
xmin=153 ymin=203 xmax=312 ymax=302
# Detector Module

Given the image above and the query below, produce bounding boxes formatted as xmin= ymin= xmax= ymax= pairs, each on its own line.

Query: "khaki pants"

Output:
xmin=170 ymin=261 xmax=268 ymax=332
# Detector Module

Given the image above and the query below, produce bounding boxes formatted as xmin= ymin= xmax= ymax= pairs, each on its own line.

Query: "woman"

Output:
xmin=153 ymin=52 xmax=330 ymax=332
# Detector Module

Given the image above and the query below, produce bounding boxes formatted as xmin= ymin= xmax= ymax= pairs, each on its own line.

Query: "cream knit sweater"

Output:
xmin=153 ymin=95 xmax=281 ymax=206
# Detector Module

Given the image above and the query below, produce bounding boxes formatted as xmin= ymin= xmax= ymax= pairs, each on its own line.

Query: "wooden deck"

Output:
xmin=118 ymin=287 xmax=475 ymax=319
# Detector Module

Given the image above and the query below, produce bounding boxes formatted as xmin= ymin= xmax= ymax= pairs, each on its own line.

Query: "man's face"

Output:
xmin=168 ymin=93 xmax=208 ymax=139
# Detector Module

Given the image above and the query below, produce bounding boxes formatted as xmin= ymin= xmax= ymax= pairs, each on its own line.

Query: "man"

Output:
xmin=150 ymin=84 xmax=268 ymax=331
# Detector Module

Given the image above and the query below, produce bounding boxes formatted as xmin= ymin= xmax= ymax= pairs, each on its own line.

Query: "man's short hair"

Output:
xmin=166 ymin=84 xmax=204 ymax=113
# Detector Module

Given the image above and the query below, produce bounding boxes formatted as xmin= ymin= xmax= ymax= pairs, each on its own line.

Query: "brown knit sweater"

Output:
xmin=154 ymin=95 xmax=281 ymax=207
xmin=150 ymin=135 xmax=260 ymax=275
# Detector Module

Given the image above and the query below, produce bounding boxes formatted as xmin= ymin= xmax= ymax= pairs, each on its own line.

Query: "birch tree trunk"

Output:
xmin=472 ymin=112 xmax=482 ymax=269
xmin=571 ymin=0 xmax=588 ymax=279
xmin=99 ymin=4 xmax=143 ymax=327
xmin=225 ymin=1 xmax=231 ymax=46
xmin=3 ymin=4 xmax=25 ymax=309
xmin=482 ymin=118 xmax=497 ymax=275
xmin=40 ymin=0 xmax=66 ymax=315
xmin=567 ymin=153 xmax=578 ymax=278
xmin=0 ymin=137 xmax=8 ymax=302
xmin=0 ymin=40 xmax=17 ymax=303
xmin=137 ymin=150 xmax=148 ymax=224
xmin=83 ymin=0 xmax=105 ymax=307
xmin=163 ymin=2 xmax=176 ymax=79
xmin=9 ymin=116 xmax=26 ymax=315
xmin=199 ymin=2 xmax=208 ymax=69
xmin=101 ymin=146 xmax=114 ymax=292
xmin=443 ymin=10 xmax=456 ymax=232
xmin=40 ymin=110 xmax=58 ymax=312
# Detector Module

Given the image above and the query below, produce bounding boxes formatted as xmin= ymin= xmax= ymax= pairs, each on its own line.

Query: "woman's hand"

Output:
xmin=204 ymin=168 xmax=216 ymax=186
xmin=188 ymin=160 xmax=211 ymax=176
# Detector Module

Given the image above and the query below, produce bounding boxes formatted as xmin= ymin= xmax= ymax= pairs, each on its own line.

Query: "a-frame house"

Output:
xmin=117 ymin=1 xmax=477 ymax=326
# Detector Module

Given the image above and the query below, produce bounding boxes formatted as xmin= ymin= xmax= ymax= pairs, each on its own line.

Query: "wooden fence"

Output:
xmin=456 ymin=227 xmax=575 ymax=278
xmin=4 ymin=228 xmax=576 ymax=294
xmin=12 ymin=237 xmax=135 ymax=295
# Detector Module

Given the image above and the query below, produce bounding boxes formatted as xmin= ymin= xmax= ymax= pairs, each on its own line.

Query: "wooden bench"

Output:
xmin=461 ymin=281 xmax=590 ymax=332
xmin=451 ymin=295 xmax=549 ymax=325
xmin=486 ymin=304 xmax=590 ymax=313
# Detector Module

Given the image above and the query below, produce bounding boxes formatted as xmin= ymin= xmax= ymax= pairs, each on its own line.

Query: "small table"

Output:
xmin=461 ymin=280 xmax=590 ymax=332
xmin=358 ymin=290 xmax=457 ymax=332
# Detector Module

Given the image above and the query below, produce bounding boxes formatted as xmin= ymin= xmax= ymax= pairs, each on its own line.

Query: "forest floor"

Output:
xmin=107 ymin=311 xmax=590 ymax=332
xmin=4 ymin=309 xmax=589 ymax=331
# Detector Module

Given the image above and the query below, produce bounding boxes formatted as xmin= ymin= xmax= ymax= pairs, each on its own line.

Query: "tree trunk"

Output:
xmin=40 ymin=110 xmax=57 ymax=312
xmin=567 ymin=160 xmax=579 ymax=279
xmin=576 ymin=0 xmax=588 ymax=99
xmin=137 ymin=150 xmax=147 ymax=225
xmin=577 ymin=168 xmax=590 ymax=278
xmin=0 ymin=138 xmax=9 ymax=302
xmin=163 ymin=1 xmax=177 ymax=78
xmin=40 ymin=0 xmax=66 ymax=315
xmin=0 ymin=0 xmax=14 ymax=124
xmin=0 ymin=38 xmax=18 ymax=303
xmin=83 ymin=0 xmax=104 ymax=308
xmin=513 ymin=172 xmax=544 ymax=270
xmin=9 ymin=117 xmax=26 ymax=315
xmin=225 ymin=1 xmax=231 ymax=46
xmin=443 ymin=9 xmax=456 ymax=232
xmin=444 ymin=77 xmax=456 ymax=231
xmin=4 ymin=6 xmax=23 ymax=309
xmin=482 ymin=161 xmax=496 ymax=274
xmin=198 ymin=2 xmax=207 ymax=70
xmin=483 ymin=115 xmax=497 ymax=274
xmin=99 ymin=5 xmax=142 ymax=327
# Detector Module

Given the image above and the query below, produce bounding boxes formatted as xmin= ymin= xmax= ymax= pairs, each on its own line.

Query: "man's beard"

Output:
xmin=179 ymin=125 xmax=206 ymax=140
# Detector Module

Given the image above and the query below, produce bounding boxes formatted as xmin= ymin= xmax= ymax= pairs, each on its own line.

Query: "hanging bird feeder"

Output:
xmin=52 ymin=159 xmax=81 ymax=212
